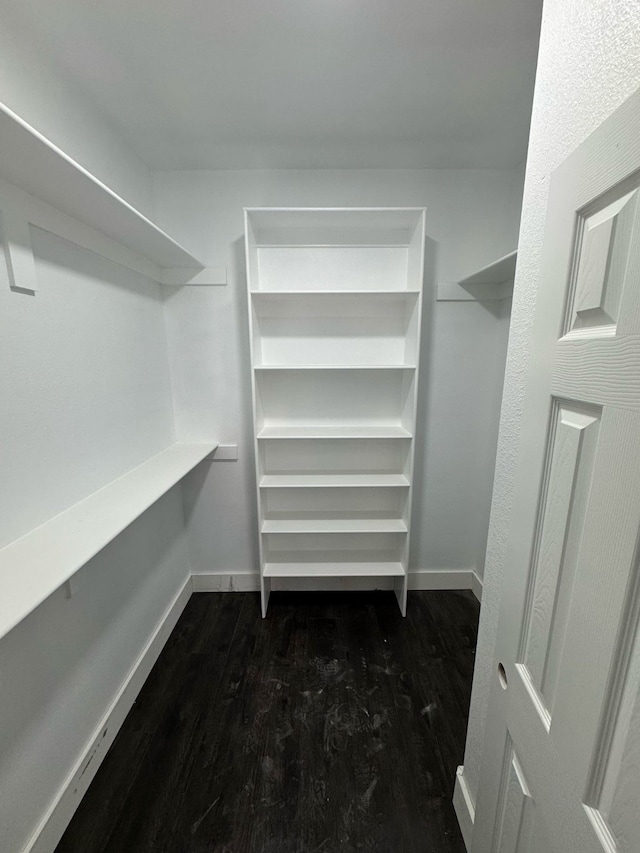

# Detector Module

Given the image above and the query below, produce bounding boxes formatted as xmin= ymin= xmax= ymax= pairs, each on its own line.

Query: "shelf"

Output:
xmin=246 ymin=208 xmax=425 ymax=616
xmin=0 ymin=101 xmax=204 ymax=270
xmin=437 ymin=250 xmax=517 ymax=301
xmin=256 ymin=370 xmax=414 ymax=427
xmin=259 ymin=474 xmax=410 ymax=488
xmin=264 ymin=562 xmax=405 ymax=578
xmin=254 ymin=364 xmax=416 ymax=371
xmin=251 ymin=289 xmax=420 ymax=297
xmin=458 ymin=250 xmax=517 ymax=287
xmin=246 ymin=207 xmax=426 ymax=246
xmin=257 ymin=424 xmax=412 ymax=439
xmin=0 ymin=442 xmax=216 ymax=641
xmin=262 ymin=519 xmax=407 ymax=533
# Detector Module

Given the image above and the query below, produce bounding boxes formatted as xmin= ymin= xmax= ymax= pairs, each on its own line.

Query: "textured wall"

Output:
xmin=0 ymin=11 xmax=153 ymax=216
xmin=0 ymin=228 xmax=176 ymax=547
xmin=0 ymin=226 xmax=190 ymax=852
xmin=153 ymin=167 xmax=522 ymax=581
xmin=462 ymin=0 xmax=640 ymax=811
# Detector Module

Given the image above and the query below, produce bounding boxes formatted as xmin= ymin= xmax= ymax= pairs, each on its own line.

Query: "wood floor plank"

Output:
xmin=56 ymin=590 xmax=479 ymax=853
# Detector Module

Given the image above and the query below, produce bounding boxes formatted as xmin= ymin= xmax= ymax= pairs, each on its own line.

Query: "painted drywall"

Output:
xmin=461 ymin=0 xmax=640 ymax=814
xmin=0 ymin=220 xmax=191 ymax=851
xmin=0 ymin=226 xmax=177 ymax=548
xmin=0 ymin=487 xmax=189 ymax=853
xmin=3 ymin=0 xmax=542 ymax=171
xmin=0 ymin=10 xmax=153 ymax=216
xmin=153 ymin=168 xmax=523 ymax=580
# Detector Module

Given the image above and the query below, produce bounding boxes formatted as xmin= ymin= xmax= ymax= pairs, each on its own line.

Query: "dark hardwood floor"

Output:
xmin=56 ymin=590 xmax=479 ymax=853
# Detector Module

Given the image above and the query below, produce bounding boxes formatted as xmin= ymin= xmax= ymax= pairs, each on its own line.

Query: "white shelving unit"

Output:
xmin=245 ymin=208 xmax=426 ymax=616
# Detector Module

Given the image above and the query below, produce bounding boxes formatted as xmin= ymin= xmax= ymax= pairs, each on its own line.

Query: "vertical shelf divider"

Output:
xmin=244 ymin=208 xmax=426 ymax=616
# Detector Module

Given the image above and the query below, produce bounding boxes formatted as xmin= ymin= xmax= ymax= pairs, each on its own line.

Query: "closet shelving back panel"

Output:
xmin=245 ymin=208 xmax=426 ymax=616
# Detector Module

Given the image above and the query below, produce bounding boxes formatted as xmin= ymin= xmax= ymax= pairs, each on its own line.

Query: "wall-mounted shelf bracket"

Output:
xmin=1 ymin=209 xmax=38 ymax=292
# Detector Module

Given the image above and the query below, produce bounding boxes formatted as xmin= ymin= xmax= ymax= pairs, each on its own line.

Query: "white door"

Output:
xmin=472 ymin=89 xmax=640 ymax=853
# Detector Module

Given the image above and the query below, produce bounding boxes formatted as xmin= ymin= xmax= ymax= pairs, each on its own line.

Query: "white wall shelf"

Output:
xmin=257 ymin=425 xmax=413 ymax=439
xmin=259 ymin=473 xmax=411 ymax=488
xmin=0 ymin=442 xmax=216 ymax=641
xmin=437 ymin=249 xmax=517 ymax=301
xmin=262 ymin=519 xmax=408 ymax=533
xmin=0 ymin=100 xmax=205 ymax=271
xmin=246 ymin=207 xmax=426 ymax=616
xmin=250 ymin=289 xmax=421 ymax=296
xmin=264 ymin=562 xmax=405 ymax=578
xmin=253 ymin=364 xmax=417 ymax=371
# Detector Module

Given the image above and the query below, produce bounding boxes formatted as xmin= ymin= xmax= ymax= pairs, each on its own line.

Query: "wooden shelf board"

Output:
xmin=254 ymin=364 xmax=416 ymax=371
xmin=257 ymin=424 xmax=412 ymax=439
xmin=262 ymin=519 xmax=407 ymax=533
xmin=0 ymin=101 xmax=204 ymax=270
xmin=264 ymin=561 xmax=405 ymax=577
xmin=259 ymin=473 xmax=410 ymax=488
xmin=251 ymin=289 xmax=420 ymax=297
xmin=0 ymin=442 xmax=216 ymax=641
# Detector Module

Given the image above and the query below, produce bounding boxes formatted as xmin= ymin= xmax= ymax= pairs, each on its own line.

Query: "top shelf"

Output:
xmin=251 ymin=289 xmax=420 ymax=297
xmin=245 ymin=207 xmax=426 ymax=247
xmin=0 ymin=101 xmax=204 ymax=270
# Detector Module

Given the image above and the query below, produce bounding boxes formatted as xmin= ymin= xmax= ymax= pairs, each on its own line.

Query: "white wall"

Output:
xmin=0 ymin=226 xmax=177 ymax=547
xmin=153 ymin=168 xmax=522 ymax=581
xmin=0 ymin=11 xmax=153 ymax=216
xmin=461 ymin=0 xmax=640 ymax=815
xmin=0 ymin=488 xmax=189 ymax=853
xmin=0 ymin=213 xmax=192 ymax=851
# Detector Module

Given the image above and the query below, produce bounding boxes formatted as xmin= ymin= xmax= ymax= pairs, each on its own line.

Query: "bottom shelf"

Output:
xmin=264 ymin=561 xmax=405 ymax=578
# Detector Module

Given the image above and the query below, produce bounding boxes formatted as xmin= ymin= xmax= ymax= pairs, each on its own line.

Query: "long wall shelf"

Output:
xmin=0 ymin=442 xmax=216 ymax=641
xmin=0 ymin=100 xmax=205 ymax=270
xmin=246 ymin=207 xmax=426 ymax=616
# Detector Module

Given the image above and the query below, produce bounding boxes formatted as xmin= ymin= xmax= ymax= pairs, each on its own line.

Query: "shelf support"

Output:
xmin=1 ymin=209 xmax=38 ymax=293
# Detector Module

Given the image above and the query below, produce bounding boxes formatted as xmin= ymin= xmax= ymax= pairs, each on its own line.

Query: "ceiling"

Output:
xmin=6 ymin=0 xmax=543 ymax=170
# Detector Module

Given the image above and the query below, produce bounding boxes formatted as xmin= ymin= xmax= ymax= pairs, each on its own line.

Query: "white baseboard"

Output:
xmin=192 ymin=571 xmax=261 ymax=592
xmin=471 ymin=571 xmax=483 ymax=602
xmin=453 ymin=766 xmax=475 ymax=851
xmin=408 ymin=568 xmax=475 ymax=591
xmin=25 ymin=576 xmax=193 ymax=853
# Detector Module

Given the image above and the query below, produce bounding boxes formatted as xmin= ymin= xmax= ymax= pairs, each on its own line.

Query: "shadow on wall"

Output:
xmin=180 ymin=235 xmax=260 ymax=570
xmin=31 ymin=225 xmax=159 ymax=296
xmin=409 ymin=234 xmax=436 ymax=564
xmin=233 ymin=233 xmax=263 ymax=569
